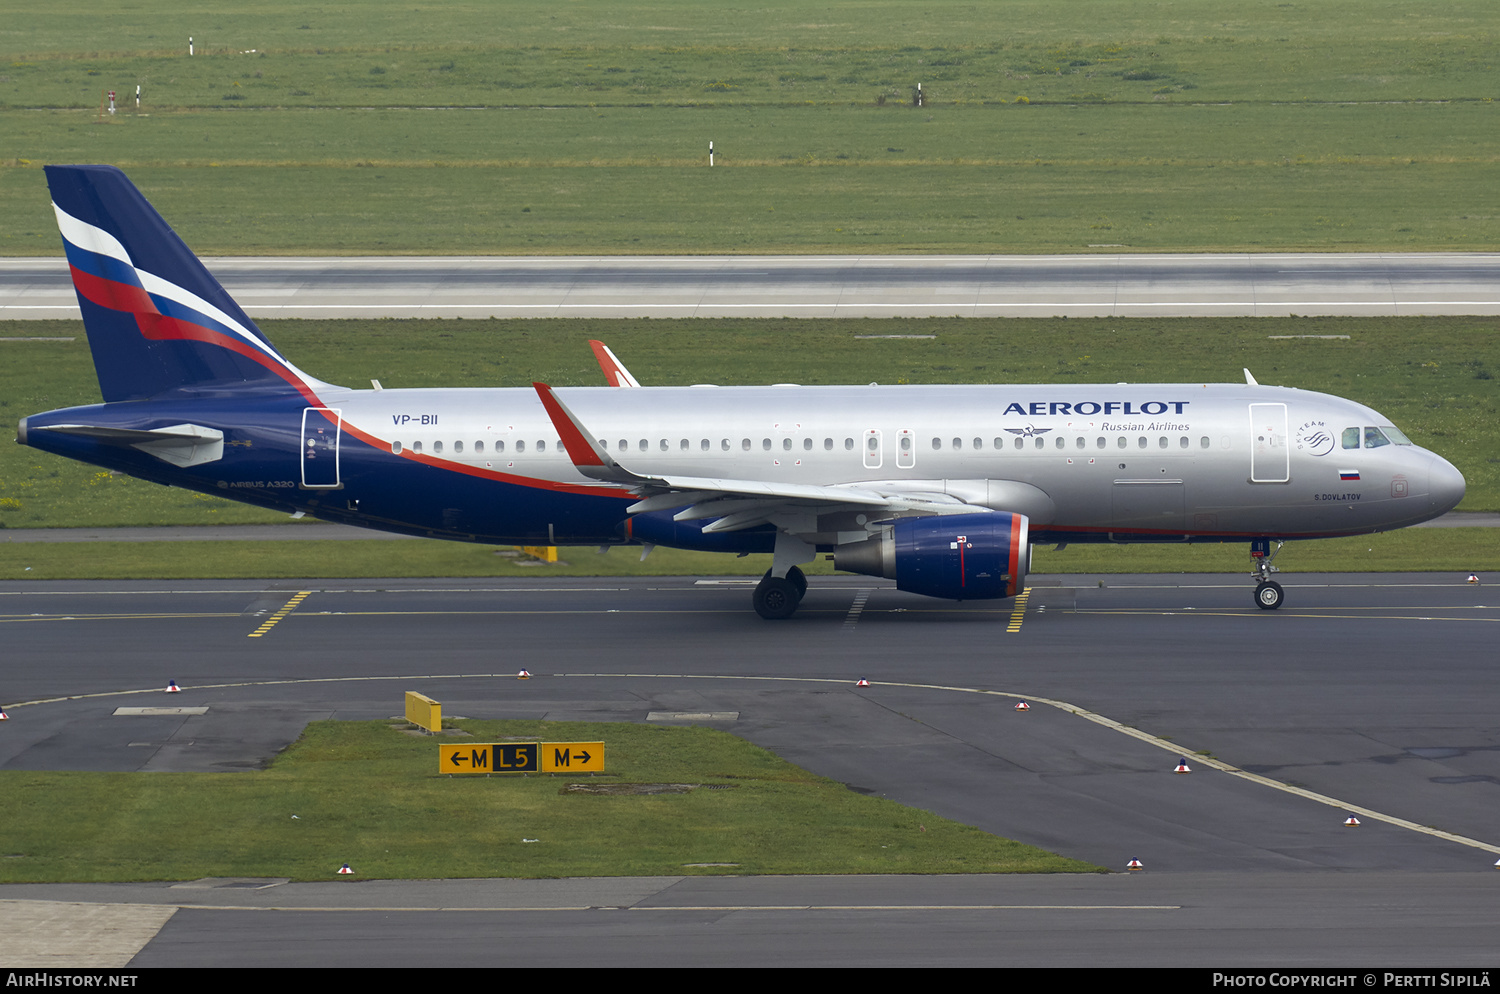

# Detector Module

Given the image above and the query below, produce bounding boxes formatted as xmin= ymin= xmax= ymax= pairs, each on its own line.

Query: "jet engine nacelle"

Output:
xmin=834 ymin=511 xmax=1030 ymax=600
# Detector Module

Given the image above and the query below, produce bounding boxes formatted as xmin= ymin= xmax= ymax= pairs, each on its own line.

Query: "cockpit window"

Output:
xmin=1364 ymin=427 xmax=1391 ymax=449
xmin=1341 ymin=427 xmax=1361 ymax=449
xmin=1381 ymin=425 xmax=1413 ymax=445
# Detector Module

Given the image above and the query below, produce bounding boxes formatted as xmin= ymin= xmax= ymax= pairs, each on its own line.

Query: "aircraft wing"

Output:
xmin=533 ymin=382 xmax=981 ymax=533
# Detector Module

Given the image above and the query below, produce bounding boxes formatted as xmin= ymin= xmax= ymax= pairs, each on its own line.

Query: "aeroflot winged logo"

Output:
xmin=1004 ymin=425 xmax=1053 ymax=438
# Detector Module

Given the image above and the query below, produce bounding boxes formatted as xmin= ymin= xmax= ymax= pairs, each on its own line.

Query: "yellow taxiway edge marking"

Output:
xmin=247 ymin=591 xmax=310 ymax=638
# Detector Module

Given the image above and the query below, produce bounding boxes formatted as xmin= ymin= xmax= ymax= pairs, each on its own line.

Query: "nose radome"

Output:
xmin=1429 ymin=452 xmax=1466 ymax=514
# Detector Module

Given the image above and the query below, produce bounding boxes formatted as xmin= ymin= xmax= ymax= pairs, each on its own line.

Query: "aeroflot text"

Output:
xmin=1212 ymin=976 xmax=1490 ymax=988
xmin=1000 ymin=400 xmax=1190 ymax=417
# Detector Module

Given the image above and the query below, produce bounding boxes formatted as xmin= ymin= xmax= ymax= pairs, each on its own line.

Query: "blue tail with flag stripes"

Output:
xmin=44 ymin=164 xmax=325 ymax=403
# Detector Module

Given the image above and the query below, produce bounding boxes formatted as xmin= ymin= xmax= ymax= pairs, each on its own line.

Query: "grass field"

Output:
xmin=2 ymin=0 xmax=1497 ymax=253
xmin=0 ymin=719 xmax=1097 ymax=882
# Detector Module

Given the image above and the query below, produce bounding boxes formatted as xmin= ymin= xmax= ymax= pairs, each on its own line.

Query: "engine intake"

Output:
xmin=834 ymin=512 xmax=1029 ymax=600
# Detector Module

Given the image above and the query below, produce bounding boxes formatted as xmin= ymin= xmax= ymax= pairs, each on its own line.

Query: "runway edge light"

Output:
xmin=1014 ymin=701 xmax=1030 ymax=711
xmin=1344 ymin=816 xmax=1360 ymax=827
xmin=1174 ymin=758 xmax=1192 ymax=773
xmin=338 ymin=863 xmax=353 ymax=875
xmin=1127 ymin=858 xmax=1144 ymax=870
xmin=856 ymin=679 xmax=869 ymax=687
xmin=518 ymin=670 xmax=531 ymax=680
xmin=166 ymin=680 xmax=180 ymax=693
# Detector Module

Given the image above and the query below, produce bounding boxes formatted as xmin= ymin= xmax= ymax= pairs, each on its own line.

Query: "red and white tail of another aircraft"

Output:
xmin=590 ymin=340 xmax=641 ymax=387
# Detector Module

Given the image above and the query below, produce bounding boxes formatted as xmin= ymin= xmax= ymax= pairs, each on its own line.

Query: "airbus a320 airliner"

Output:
xmin=18 ymin=166 xmax=1466 ymax=618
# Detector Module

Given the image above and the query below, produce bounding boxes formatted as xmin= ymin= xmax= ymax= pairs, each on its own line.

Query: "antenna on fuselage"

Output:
xmin=1244 ymin=368 xmax=1259 ymax=386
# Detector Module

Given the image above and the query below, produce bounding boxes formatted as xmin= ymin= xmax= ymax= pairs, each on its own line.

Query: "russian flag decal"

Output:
xmin=1339 ymin=469 xmax=1360 ymax=481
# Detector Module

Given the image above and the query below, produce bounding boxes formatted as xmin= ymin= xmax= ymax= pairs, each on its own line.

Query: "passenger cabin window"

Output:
xmin=782 ymin=438 xmax=792 ymax=451
xmin=537 ymin=440 xmax=546 ymax=452
xmin=932 ymin=437 xmax=942 ymax=450
xmin=434 ymin=441 xmax=444 ymax=454
xmin=495 ymin=440 xmax=505 ymax=453
xmin=454 ymin=441 xmax=463 ymax=454
xmin=845 ymin=438 xmax=855 ymax=450
xmin=392 ymin=441 xmax=403 ymax=454
xmin=475 ymin=441 xmax=484 ymax=453
xmin=804 ymin=438 xmax=813 ymax=451
xmin=413 ymin=441 xmax=422 ymax=453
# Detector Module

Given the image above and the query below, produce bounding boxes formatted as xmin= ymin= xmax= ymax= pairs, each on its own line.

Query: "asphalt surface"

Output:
xmin=1 ymin=573 xmax=1497 ymax=966
xmin=7 ymin=253 xmax=1500 ymax=319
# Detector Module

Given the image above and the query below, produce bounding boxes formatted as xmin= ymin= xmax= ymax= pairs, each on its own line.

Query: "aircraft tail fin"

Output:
xmin=44 ymin=164 xmax=326 ymax=402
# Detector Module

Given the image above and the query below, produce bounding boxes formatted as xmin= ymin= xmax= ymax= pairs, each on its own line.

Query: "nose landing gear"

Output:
xmin=1251 ymin=538 xmax=1285 ymax=610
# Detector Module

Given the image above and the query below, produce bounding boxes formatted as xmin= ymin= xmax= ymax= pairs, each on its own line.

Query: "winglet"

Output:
xmin=589 ymin=340 xmax=641 ymax=387
xmin=532 ymin=382 xmax=643 ymax=485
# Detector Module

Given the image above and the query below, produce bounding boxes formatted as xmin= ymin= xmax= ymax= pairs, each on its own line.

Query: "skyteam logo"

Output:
xmin=1294 ymin=419 xmax=1335 ymax=457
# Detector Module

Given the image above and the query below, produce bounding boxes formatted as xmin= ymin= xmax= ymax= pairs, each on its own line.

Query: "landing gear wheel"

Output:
xmin=764 ymin=566 xmax=808 ymax=599
xmin=753 ymin=576 xmax=801 ymax=620
xmin=1254 ymin=580 xmax=1284 ymax=611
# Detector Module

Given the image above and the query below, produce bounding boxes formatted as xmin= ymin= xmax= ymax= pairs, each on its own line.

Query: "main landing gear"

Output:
xmin=753 ymin=566 xmax=807 ymax=620
xmin=1250 ymin=538 xmax=1285 ymax=610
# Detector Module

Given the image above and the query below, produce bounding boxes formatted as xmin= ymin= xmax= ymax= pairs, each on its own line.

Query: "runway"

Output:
xmin=2 ymin=573 xmax=1497 ymax=966
xmin=6 ymin=253 xmax=1500 ymax=319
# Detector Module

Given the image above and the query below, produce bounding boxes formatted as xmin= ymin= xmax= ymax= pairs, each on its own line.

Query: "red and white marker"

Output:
xmin=1344 ymin=816 xmax=1360 ymax=827
xmin=517 ymin=670 xmax=531 ymax=680
xmin=856 ymin=679 xmax=870 ymax=687
xmin=1014 ymin=701 xmax=1030 ymax=712
xmin=165 ymin=680 xmax=181 ymax=693
xmin=1174 ymin=758 xmax=1192 ymax=774
xmin=0 ymin=710 xmax=8 ymax=721
xmin=337 ymin=863 xmax=353 ymax=875
xmin=1468 ymin=574 xmax=1480 ymax=584
xmin=1127 ymin=858 xmax=1144 ymax=870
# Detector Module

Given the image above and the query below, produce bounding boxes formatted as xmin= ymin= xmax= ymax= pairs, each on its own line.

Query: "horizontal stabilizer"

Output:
xmin=37 ymin=422 xmax=225 ymax=468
